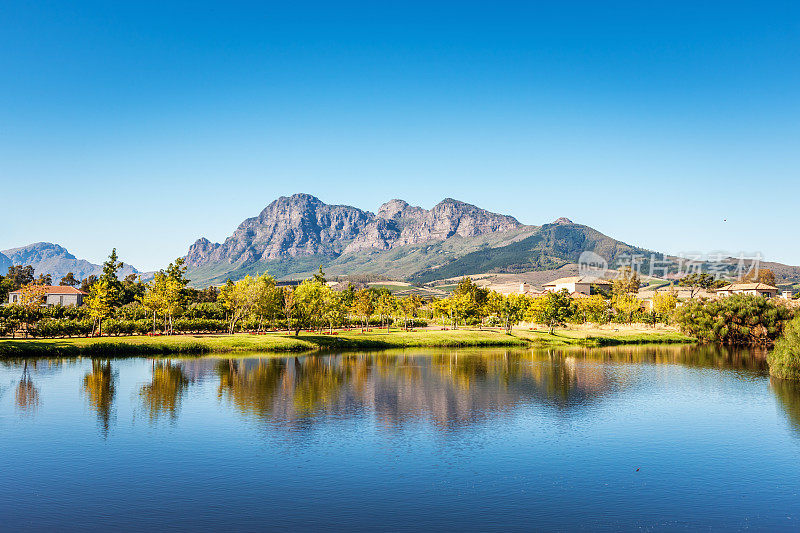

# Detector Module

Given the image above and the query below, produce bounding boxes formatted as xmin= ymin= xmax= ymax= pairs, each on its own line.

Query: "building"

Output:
xmin=715 ymin=282 xmax=779 ymax=298
xmin=543 ymin=276 xmax=612 ymax=296
xmin=7 ymin=285 xmax=87 ymax=307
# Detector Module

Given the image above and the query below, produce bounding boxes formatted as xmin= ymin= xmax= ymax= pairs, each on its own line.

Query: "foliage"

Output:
xmin=675 ymin=294 xmax=793 ymax=345
xmin=86 ymin=279 xmax=114 ymax=335
xmin=769 ymin=316 xmax=800 ymax=379
xmin=526 ymin=289 xmax=574 ymax=334
xmin=573 ymin=295 xmax=609 ymax=324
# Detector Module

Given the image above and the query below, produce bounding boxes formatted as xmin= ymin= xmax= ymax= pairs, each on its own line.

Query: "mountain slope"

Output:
xmin=1 ymin=242 xmax=138 ymax=282
xmin=0 ymin=251 xmax=10 ymax=274
xmin=185 ymin=193 xmax=522 ymax=284
xmin=407 ymin=221 xmax=656 ymax=283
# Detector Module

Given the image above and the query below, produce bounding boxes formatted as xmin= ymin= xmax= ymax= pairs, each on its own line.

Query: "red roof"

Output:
xmin=9 ymin=285 xmax=87 ymax=295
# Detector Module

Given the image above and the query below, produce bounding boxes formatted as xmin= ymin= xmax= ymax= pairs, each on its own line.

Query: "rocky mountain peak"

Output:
xmin=377 ymin=199 xmax=410 ymax=220
xmin=553 ymin=217 xmax=574 ymax=225
xmin=185 ymin=194 xmax=523 ymax=269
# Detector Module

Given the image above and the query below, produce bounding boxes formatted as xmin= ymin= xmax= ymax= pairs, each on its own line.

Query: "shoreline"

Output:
xmin=0 ymin=328 xmax=696 ymax=358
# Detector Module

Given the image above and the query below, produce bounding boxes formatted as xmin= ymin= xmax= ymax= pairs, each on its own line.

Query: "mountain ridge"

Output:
xmin=1 ymin=242 xmax=139 ymax=282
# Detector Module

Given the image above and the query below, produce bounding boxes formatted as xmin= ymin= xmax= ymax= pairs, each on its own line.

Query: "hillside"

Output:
xmin=1 ymin=242 xmax=138 ymax=282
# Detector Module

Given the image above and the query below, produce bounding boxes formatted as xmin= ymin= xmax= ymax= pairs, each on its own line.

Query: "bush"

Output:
xmin=769 ymin=316 xmax=800 ymax=379
xmin=676 ymin=295 xmax=794 ymax=345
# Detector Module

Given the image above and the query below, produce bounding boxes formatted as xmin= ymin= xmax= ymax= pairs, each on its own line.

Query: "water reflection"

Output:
xmin=15 ymin=361 xmax=39 ymax=414
xmin=83 ymin=360 xmax=116 ymax=436
xmin=139 ymin=361 xmax=191 ymax=421
xmin=771 ymin=378 xmax=800 ymax=437
xmin=213 ymin=350 xmax=626 ymax=430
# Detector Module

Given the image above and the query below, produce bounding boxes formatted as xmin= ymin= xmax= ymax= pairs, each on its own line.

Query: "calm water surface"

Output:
xmin=2 ymin=346 xmax=800 ymax=531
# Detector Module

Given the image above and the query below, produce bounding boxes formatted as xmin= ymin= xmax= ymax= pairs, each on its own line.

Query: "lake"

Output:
xmin=2 ymin=346 xmax=800 ymax=531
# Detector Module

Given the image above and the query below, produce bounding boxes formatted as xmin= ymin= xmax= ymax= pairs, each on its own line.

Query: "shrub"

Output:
xmin=676 ymin=295 xmax=794 ymax=345
xmin=769 ymin=316 xmax=800 ymax=379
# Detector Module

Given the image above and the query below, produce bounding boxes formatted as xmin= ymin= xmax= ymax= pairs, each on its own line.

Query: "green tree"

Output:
xmin=678 ymin=273 xmax=719 ymax=297
xmin=527 ymin=289 xmax=574 ymax=334
xmin=219 ymin=275 xmax=261 ymax=334
xmin=353 ymin=289 xmax=375 ymax=329
xmin=59 ymin=272 xmax=80 ymax=287
xmin=294 ymin=280 xmax=327 ymax=334
xmin=612 ymin=266 xmax=640 ymax=295
xmin=375 ymin=291 xmax=397 ymax=331
xmin=86 ymin=279 xmax=114 ymax=336
xmin=100 ymin=249 xmax=124 ymax=305
xmin=574 ymin=294 xmax=609 ymax=324
xmin=652 ymin=289 xmax=678 ymax=325
xmin=7 ymin=265 xmax=35 ymax=290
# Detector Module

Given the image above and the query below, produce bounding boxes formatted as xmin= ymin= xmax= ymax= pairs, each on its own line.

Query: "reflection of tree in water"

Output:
xmin=213 ymin=346 xmax=771 ymax=432
xmin=771 ymin=377 xmax=800 ymax=437
xmin=140 ymin=361 xmax=190 ymax=421
xmin=83 ymin=360 xmax=116 ymax=436
xmin=15 ymin=361 xmax=39 ymax=414
xmin=566 ymin=345 xmax=768 ymax=373
xmin=214 ymin=351 xmax=620 ymax=430
xmin=217 ymin=358 xmax=287 ymax=419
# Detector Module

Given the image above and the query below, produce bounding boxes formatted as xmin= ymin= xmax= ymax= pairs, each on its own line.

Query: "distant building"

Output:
xmin=715 ymin=283 xmax=779 ymax=298
xmin=543 ymin=276 xmax=612 ymax=296
xmin=7 ymin=286 xmax=87 ymax=307
xmin=782 ymin=290 xmax=794 ymax=300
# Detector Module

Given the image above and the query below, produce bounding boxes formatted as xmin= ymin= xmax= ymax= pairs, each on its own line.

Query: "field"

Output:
xmin=0 ymin=326 xmax=695 ymax=357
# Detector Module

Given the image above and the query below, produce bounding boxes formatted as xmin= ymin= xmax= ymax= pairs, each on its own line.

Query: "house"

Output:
xmin=715 ymin=283 xmax=779 ymax=298
xmin=637 ymin=286 xmax=716 ymax=311
xmin=7 ymin=285 xmax=87 ymax=307
xmin=543 ymin=276 xmax=612 ymax=296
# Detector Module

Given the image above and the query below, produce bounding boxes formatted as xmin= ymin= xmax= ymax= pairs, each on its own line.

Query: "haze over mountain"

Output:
xmin=1 ymin=242 xmax=138 ymax=282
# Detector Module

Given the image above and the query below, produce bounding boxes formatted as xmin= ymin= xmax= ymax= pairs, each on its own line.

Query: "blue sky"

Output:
xmin=1 ymin=1 xmax=798 ymax=271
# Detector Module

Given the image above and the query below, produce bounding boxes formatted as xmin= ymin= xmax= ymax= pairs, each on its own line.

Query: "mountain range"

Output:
xmin=4 ymin=193 xmax=800 ymax=289
xmin=1 ymin=242 xmax=138 ymax=283
xmin=184 ymin=193 xmax=659 ymax=286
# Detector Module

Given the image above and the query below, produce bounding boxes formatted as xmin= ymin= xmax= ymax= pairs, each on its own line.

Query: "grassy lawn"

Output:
xmin=0 ymin=327 xmax=695 ymax=357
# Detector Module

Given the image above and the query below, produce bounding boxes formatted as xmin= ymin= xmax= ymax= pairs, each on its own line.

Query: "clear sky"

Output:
xmin=1 ymin=1 xmax=798 ymax=271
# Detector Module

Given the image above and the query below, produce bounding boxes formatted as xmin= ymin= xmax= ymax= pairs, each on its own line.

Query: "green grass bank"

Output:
xmin=0 ymin=327 xmax=696 ymax=358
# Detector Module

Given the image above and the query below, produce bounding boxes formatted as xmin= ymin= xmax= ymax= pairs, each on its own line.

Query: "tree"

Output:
xmin=612 ymin=292 xmax=640 ymax=324
xmin=86 ymin=279 xmax=114 ymax=336
xmin=100 ymin=248 xmax=124 ymax=305
xmin=120 ymin=274 xmax=146 ymax=305
xmin=612 ymin=266 xmax=640 ymax=295
xmin=282 ymin=286 xmax=296 ymax=333
xmin=678 ymin=273 xmax=719 ymax=297
xmin=322 ymin=288 xmax=346 ymax=333
xmin=35 ymin=273 xmax=52 ymax=286
xmin=375 ymin=291 xmax=397 ymax=331
xmin=294 ymin=280 xmax=327 ymax=334
xmin=7 ymin=265 xmax=35 ymax=290
xmin=652 ymin=289 xmax=678 ymax=325
xmin=253 ymin=274 xmax=281 ymax=331
xmin=80 ymin=275 xmax=98 ymax=294
xmin=59 ymin=272 xmax=80 ymax=287
xmin=219 ymin=276 xmax=261 ymax=334
xmin=400 ymin=295 xmax=423 ymax=330
xmin=527 ymin=289 xmax=574 ymax=334
xmin=0 ymin=275 xmax=12 ymax=305
xmin=353 ymin=289 xmax=375 ymax=329
xmin=17 ymin=284 xmax=47 ymax=337
xmin=574 ymin=295 xmax=609 ymax=324
xmin=740 ymin=268 xmax=776 ymax=287
xmin=313 ymin=266 xmax=327 ymax=284
xmin=488 ymin=292 xmax=529 ymax=334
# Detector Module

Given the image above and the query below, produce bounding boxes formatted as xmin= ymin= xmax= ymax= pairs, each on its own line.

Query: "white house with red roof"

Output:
xmin=7 ymin=285 xmax=87 ymax=306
